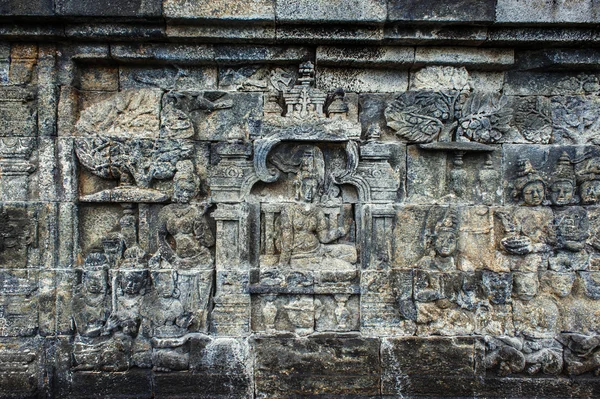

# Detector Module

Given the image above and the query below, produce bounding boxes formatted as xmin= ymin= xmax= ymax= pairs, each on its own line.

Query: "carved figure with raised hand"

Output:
xmin=72 ymin=253 xmax=117 ymax=371
xmin=103 ymin=263 xmax=151 ymax=370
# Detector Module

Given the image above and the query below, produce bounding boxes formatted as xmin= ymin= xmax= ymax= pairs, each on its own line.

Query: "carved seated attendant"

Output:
xmin=141 ymin=270 xmax=193 ymax=372
xmin=154 ymin=160 xmax=215 ymax=269
xmin=72 ymin=253 xmax=117 ymax=371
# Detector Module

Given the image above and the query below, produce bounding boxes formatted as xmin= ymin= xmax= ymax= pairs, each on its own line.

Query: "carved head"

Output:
xmin=577 ymin=157 xmax=600 ymax=205
xmin=83 ymin=270 xmax=108 ymax=295
xmin=294 ymin=147 xmax=325 ymax=203
xmin=82 ymin=252 xmax=109 ymax=294
xmin=173 ymin=160 xmax=199 ymax=204
xmin=550 ymin=152 xmax=576 ymax=206
xmin=514 ymin=158 xmax=546 ymax=206
xmin=152 ymin=270 xmax=178 ymax=299
xmin=433 ymin=208 xmax=459 ymax=257
xmin=120 ymin=269 xmax=148 ymax=296
xmin=513 ymin=272 xmax=538 ymax=301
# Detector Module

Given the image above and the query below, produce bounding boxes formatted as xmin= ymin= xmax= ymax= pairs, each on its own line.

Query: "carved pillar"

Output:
xmin=362 ymin=204 xmax=396 ymax=269
xmin=211 ymin=203 xmax=257 ymax=336
xmin=356 ymin=141 xmax=401 ymax=203
xmin=0 ymin=138 xmax=35 ymax=201
xmin=208 ymin=141 xmax=255 ymax=203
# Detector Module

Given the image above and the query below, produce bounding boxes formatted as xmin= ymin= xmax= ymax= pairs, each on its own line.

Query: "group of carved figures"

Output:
xmin=66 ymin=61 xmax=600 ymax=379
xmin=513 ymin=151 xmax=600 ymax=207
xmin=72 ymin=161 xmax=215 ymax=372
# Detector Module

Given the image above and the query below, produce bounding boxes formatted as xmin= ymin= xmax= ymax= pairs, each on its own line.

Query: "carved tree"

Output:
xmin=75 ymin=137 xmax=193 ymax=188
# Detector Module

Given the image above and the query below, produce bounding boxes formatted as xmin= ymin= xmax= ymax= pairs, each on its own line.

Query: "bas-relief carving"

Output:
xmin=57 ymin=59 xmax=600 ymax=385
xmin=72 ymin=87 xmax=218 ymax=372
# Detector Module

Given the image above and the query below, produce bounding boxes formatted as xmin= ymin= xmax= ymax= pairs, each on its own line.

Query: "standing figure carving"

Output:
xmin=150 ymin=160 xmax=215 ymax=332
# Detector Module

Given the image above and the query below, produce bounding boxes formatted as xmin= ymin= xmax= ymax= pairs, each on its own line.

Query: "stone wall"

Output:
xmin=2 ymin=1 xmax=600 ymax=398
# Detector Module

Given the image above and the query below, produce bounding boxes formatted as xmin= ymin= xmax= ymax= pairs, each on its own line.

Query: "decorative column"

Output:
xmin=211 ymin=203 xmax=257 ymax=336
xmin=0 ymin=137 xmax=36 ymax=201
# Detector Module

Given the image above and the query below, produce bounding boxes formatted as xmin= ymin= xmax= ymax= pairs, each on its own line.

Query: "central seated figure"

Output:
xmin=259 ymin=147 xmax=357 ymax=289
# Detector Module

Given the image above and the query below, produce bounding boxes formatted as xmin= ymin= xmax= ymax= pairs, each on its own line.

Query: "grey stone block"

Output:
xmin=275 ymin=0 xmax=387 ymax=23
xmin=316 ymin=46 xmax=414 ymax=68
xmin=253 ymin=337 xmax=381 ymax=398
xmin=384 ymin=25 xmax=488 ymax=45
xmin=276 ymin=24 xmax=384 ymax=43
xmin=215 ymin=45 xmax=311 ymax=65
xmin=316 ymin=67 xmax=409 ymax=93
xmin=414 ymin=47 xmax=515 ymax=70
xmin=516 ymin=49 xmax=600 ymax=71
xmin=164 ymin=0 xmax=275 ymax=22
xmin=56 ymin=0 xmax=161 ymax=17
xmin=0 ymin=0 xmax=54 ymax=15
xmin=381 ymin=337 xmax=481 ymax=396
xmin=388 ymin=0 xmax=496 ymax=23
xmin=111 ymin=44 xmax=215 ymax=64
xmin=497 ymin=0 xmax=600 ymax=23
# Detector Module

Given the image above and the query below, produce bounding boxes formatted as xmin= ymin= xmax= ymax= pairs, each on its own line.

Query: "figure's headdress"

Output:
xmin=435 ymin=207 xmax=459 ymax=235
xmin=552 ymin=152 xmax=575 ymax=186
xmin=513 ymin=157 xmax=545 ymax=199
xmin=83 ymin=252 xmax=109 ymax=271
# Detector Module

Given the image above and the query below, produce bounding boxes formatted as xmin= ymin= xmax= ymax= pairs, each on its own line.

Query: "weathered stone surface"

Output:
xmin=164 ymin=0 xmax=275 ymax=22
xmin=516 ymin=49 xmax=600 ymax=72
xmin=388 ymin=0 xmax=496 ymax=23
xmin=56 ymin=0 xmax=161 ymax=16
xmin=0 ymin=0 xmax=53 ymax=15
xmin=253 ymin=337 xmax=381 ymax=398
xmin=381 ymin=337 xmax=481 ymax=396
xmin=275 ymin=0 xmax=387 ymax=23
xmin=414 ymin=47 xmax=515 ymax=70
xmin=496 ymin=0 xmax=600 ymax=23
xmin=316 ymin=67 xmax=408 ymax=93
xmin=316 ymin=46 xmax=414 ymax=68
xmin=3 ymin=5 xmax=600 ymax=398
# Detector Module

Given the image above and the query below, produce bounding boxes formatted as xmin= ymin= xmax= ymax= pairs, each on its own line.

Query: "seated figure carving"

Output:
xmin=153 ymin=160 xmax=215 ymax=270
xmin=72 ymin=253 xmax=117 ymax=371
xmin=141 ymin=270 xmax=193 ymax=372
xmin=277 ymin=149 xmax=356 ymax=269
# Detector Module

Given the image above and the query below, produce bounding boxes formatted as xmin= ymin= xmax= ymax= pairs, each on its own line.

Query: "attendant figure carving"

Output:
xmin=141 ymin=270 xmax=193 ymax=371
xmin=154 ymin=160 xmax=215 ymax=270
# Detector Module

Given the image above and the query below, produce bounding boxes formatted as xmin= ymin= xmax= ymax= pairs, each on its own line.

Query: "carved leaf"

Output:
xmin=74 ymin=136 xmax=115 ymax=180
xmin=457 ymin=93 xmax=512 ymax=143
xmin=513 ymin=97 xmax=552 ymax=144
xmin=385 ymin=92 xmax=445 ymax=143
